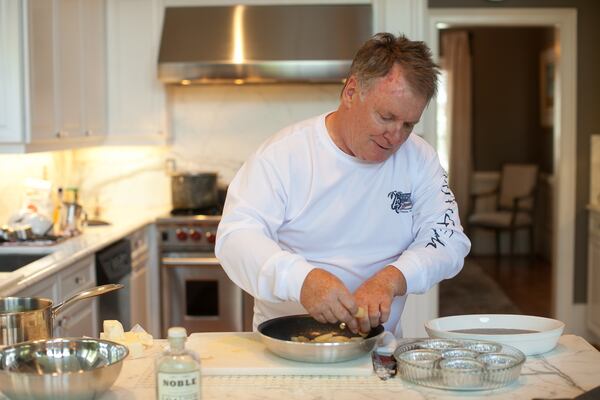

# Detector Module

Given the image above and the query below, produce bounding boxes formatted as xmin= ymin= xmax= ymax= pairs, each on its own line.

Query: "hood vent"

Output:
xmin=158 ymin=5 xmax=372 ymax=85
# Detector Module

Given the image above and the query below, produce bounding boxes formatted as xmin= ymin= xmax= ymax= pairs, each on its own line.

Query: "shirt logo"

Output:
xmin=388 ymin=191 xmax=413 ymax=213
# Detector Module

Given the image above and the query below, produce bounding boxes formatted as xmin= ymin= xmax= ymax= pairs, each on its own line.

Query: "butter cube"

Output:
xmin=103 ymin=320 xmax=124 ymax=339
xmin=126 ymin=341 xmax=144 ymax=359
xmin=137 ymin=332 xmax=154 ymax=347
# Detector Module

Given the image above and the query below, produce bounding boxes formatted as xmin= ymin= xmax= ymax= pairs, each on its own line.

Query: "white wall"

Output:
xmin=168 ymin=84 xmax=342 ymax=182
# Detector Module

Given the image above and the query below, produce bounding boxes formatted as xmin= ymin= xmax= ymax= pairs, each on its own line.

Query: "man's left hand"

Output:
xmin=353 ymin=266 xmax=407 ymax=333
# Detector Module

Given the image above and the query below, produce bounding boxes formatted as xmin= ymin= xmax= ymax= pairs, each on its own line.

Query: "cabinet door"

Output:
xmin=15 ymin=275 xmax=60 ymax=303
xmin=55 ymin=0 xmax=83 ymax=139
xmin=0 ymin=1 xmax=25 ymax=144
xmin=28 ymin=0 xmax=59 ymax=142
xmin=106 ymin=0 xmax=166 ymax=143
xmin=59 ymin=301 xmax=98 ymax=338
xmin=81 ymin=0 xmax=107 ymax=138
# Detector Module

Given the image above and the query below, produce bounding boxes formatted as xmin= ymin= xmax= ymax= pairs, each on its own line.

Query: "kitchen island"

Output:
xmin=49 ymin=333 xmax=597 ymax=400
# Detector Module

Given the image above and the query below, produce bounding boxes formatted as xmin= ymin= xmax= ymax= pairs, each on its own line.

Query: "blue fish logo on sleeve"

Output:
xmin=388 ymin=191 xmax=413 ymax=213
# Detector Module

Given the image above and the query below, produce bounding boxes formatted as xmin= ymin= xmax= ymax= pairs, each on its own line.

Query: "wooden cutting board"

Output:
xmin=187 ymin=332 xmax=374 ymax=376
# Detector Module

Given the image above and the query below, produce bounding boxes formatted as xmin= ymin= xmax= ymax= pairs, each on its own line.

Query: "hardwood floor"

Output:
xmin=468 ymin=255 xmax=553 ymax=317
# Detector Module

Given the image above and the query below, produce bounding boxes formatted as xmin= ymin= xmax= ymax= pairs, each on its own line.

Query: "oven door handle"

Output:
xmin=161 ymin=257 xmax=220 ymax=266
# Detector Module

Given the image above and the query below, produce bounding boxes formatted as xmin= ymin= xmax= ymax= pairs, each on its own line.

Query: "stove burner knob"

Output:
xmin=176 ymin=229 xmax=188 ymax=241
xmin=206 ymin=231 xmax=216 ymax=244
xmin=189 ymin=229 xmax=202 ymax=241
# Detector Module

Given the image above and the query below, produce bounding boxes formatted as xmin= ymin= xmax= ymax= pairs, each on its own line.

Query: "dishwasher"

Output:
xmin=95 ymin=239 xmax=132 ymax=330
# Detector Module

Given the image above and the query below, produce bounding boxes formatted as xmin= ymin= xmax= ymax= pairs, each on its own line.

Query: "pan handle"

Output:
xmin=51 ymin=284 xmax=124 ymax=317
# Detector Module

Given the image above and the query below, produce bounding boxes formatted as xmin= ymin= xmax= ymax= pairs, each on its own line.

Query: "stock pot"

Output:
xmin=0 ymin=284 xmax=122 ymax=346
xmin=171 ymin=173 xmax=218 ymax=211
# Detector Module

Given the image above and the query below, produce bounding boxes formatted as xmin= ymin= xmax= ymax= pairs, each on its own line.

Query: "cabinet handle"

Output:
xmin=75 ymin=276 xmax=83 ymax=284
xmin=85 ymin=130 xmax=93 ymax=136
xmin=55 ymin=131 xmax=65 ymax=138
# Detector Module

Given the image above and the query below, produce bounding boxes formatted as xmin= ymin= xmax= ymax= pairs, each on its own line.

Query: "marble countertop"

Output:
xmin=0 ymin=207 xmax=168 ymax=296
xmin=97 ymin=334 xmax=599 ymax=400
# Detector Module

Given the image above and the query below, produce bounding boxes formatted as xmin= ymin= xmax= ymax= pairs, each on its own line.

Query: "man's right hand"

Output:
xmin=300 ymin=268 xmax=359 ymax=333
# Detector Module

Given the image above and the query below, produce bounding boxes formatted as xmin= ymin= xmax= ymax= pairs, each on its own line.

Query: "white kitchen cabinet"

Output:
xmin=105 ymin=0 xmax=168 ymax=145
xmin=15 ymin=255 xmax=98 ymax=338
xmin=57 ymin=256 xmax=98 ymax=337
xmin=14 ymin=273 xmax=60 ymax=303
xmin=588 ymin=210 xmax=600 ymax=337
xmin=0 ymin=0 xmax=107 ymax=153
xmin=57 ymin=302 xmax=96 ymax=338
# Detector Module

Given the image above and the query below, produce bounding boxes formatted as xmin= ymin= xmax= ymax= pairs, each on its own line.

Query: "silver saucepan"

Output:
xmin=0 ymin=284 xmax=123 ymax=346
xmin=257 ymin=314 xmax=385 ymax=363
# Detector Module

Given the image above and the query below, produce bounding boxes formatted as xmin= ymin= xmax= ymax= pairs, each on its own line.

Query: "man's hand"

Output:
xmin=353 ymin=266 xmax=407 ymax=333
xmin=300 ymin=268 xmax=359 ymax=332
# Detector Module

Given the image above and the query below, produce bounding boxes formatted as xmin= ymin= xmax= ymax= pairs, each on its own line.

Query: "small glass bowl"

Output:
xmin=478 ymin=353 xmax=520 ymax=384
xmin=465 ymin=342 xmax=503 ymax=353
xmin=396 ymin=349 xmax=442 ymax=380
xmin=418 ymin=339 xmax=462 ymax=351
xmin=439 ymin=357 xmax=485 ymax=388
xmin=441 ymin=348 xmax=479 ymax=359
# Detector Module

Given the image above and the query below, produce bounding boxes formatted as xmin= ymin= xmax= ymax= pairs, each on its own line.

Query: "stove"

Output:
xmin=0 ymin=233 xmax=70 ymax=247
xmin=156 ymin=211 xmax=254 ymax=334
xmin=156 ymin=215 xmax=221 ymax=251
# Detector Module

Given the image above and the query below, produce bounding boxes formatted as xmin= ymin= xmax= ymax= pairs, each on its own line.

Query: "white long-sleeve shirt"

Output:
xmin=216 ymin=113 xmax=471 ymax=335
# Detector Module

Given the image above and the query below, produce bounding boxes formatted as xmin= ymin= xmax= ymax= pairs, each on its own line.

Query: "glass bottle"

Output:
xmin=156 ymin=327 xmax=201 ymax=400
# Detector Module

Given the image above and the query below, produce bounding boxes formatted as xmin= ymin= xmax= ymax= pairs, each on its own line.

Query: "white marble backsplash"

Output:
xmin=168 ymin=84 xmax=342 ymax=183
xmin=591 ymin=134 xmax=600 ymax=205
xmin=0 ymin=146 xmax=170 ymax=224
xmin=0 ymin=84 xmax=341 ymax=222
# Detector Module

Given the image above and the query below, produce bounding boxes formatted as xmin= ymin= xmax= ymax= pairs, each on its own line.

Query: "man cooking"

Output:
xmin=215 ymin=32 xmax=471 ymax=336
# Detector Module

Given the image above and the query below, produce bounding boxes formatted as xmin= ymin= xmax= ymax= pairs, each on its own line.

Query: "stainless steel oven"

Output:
xmin=158 ymin=215 xmax=253 ymax=337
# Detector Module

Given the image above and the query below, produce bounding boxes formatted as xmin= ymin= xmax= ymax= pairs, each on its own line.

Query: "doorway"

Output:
xmin=437 ymin=26 xmax=554 ymax=318
xmin=426 ymin=9 xmax=578 ymax=333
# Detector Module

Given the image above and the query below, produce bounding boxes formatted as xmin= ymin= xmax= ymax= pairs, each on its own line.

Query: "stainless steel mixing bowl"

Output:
xmin=0 ymin=338 xmax=129 ymax=400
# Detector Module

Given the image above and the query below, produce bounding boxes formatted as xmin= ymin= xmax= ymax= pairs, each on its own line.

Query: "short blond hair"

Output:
xmin=348 ymin=32 xmax=440 ymax=102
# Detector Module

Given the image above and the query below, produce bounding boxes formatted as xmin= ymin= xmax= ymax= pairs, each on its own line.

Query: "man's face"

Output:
xmin=340 ymin=65 xmax=428 ymax=163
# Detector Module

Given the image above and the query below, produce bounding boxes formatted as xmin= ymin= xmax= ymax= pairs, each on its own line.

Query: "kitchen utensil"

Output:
xmin=394 ymin=338 xmax=525 ymax=391
xmin=23 ymin=212 xmax=54 ymax=236
xmin=257 ymin=314 xmax=385 ymax=363
xmin=0 ymin=225 xmax=17 ymax=242
xmin=186 ymin=332 xmax=374 ymax=376
xmin=425 ymin=314 xmax=565 ymax=355
xmin=13 ymin=224 xmax=34 ymax=241
xmin=0 ymin=284 xmax=123 ymax=346
xmin=171 ymin=173 xmax=218 ymax=211
xmin=0 ymin=337 xmax=128 ymax=400
xmin=59 ymin=202 xmax=86 ymax=236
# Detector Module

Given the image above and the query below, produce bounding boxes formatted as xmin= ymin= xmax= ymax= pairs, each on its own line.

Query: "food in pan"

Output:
xmin=290 ymin=331 xmax=365 ymax=343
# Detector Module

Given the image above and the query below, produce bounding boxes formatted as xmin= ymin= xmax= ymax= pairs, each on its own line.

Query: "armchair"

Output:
xmin=468 ymin=164 xmax=539 ymax=257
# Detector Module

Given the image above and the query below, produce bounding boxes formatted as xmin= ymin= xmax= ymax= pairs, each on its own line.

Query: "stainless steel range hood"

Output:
xmin=158 ymin=5 xmax=372 ymax=85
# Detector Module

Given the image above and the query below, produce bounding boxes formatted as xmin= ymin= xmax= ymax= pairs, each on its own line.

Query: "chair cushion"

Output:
xmin=498 ymin=164 xmax=539 ymax=210
xmin=468 ymin=211 xmax=532 ymax=228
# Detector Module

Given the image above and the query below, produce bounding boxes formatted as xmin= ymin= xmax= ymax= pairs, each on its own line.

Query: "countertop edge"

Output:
xmin=0 ymin=210 xmax=167 ymax=296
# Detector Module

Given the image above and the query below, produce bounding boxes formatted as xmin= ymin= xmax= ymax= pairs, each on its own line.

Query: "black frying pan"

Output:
xmin=257 ymin=314 xmax=385 ymax=363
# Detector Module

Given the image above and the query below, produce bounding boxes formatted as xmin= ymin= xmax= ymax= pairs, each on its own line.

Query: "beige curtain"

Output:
xmin=442 ymin=30 xmax=472 ymax=221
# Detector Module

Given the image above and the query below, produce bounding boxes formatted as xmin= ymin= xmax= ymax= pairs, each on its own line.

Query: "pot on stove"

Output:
xmin=171 ymin=172 xmax=218 ymax=211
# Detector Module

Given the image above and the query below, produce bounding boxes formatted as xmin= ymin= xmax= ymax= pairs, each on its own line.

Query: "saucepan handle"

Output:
xmin=51 ymin=284 xmax=124 ymax=317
